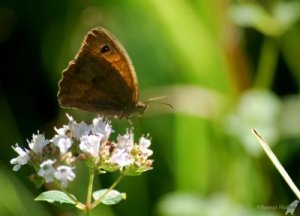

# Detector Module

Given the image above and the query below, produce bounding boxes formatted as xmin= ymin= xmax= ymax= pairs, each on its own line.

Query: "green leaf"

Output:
xmin=230 ymin=2 xmax=300 ymax=36
xmin=34 ymin=190 xmax=77 ymax=205
xmin=230 ymin=3 xmax=282 ymax=36
xmin=273 ymin=2 xmax=300 ymax=30
xmin=93 ymin=189 xmax=126 ymax=205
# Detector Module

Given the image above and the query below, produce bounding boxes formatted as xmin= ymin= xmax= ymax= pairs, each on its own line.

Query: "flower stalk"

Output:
xmin=86 ymin=168 xmax=95 ymax=212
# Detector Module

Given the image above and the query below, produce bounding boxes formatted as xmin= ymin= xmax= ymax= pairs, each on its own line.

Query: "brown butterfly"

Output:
xmin=58 ymin=27 xmax=147 ymax=118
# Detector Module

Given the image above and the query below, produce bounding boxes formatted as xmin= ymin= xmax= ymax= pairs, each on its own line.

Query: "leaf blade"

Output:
xmin=93 ymin=189 xmax=125 ymax=205
xmin=34 ymin=190 xmax=77 ymax=205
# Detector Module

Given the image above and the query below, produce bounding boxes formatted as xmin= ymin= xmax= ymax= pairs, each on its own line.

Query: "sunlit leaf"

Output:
xmin=34 ymin=190 xmax=77 ymax=205
xmin=93 ymin=189 xmax=126 ymax=205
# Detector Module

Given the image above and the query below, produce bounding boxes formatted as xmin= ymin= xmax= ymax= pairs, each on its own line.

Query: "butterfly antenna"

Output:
xmin=145 ymin=96 xmax=174 ymax=108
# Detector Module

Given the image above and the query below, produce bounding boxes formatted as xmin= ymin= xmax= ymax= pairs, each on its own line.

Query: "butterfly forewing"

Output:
xmin=58 ymin=27 xmax=141 ymax=117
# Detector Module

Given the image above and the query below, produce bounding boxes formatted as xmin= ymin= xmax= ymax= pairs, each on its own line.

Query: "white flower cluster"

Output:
xmin=11 ymin=114 xmax=153 ymax=188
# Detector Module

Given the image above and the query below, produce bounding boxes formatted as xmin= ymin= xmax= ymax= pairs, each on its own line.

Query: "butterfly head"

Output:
xmin=125 ymin=97 xmax=172 ymax=119
xmin=123 ymin=101 xmax=147 ymax=119
xmin=135 ymin=101 xmax=148 ymax=115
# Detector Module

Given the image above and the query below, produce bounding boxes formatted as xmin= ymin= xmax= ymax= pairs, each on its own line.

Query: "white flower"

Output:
xmin=38 ymin=159 xmax=56 ymax=183
xmin=10 ymin=144 xmax=30 ymax=171
xmin=66 ymin=113 xmax=74 ymax=121
xmin=73 ymin=121 xmax=91 ymax=139
xmin=115 ymin=132 xmax=134 ymax=151
xmin=109 ymin=149 xmax=134 ymax=167
xmin=92 ymin=117 xmax=113 ymax=140
xmin=54 ymin=165 xmax=76 ymax=188
xmin=27 ymin=133 xmax=49 ymax=154
xmin=66 ymin=113 xmax=76 ymax=131
xmin=79 ymin=134 xmax=103 ymax=157
xmin=139 ymin=136 xmax=153 ymax=157
xmin=52 ymin=134 xmax=73 ymax=154
xmin=54 ymin=114 xmax=76 ymax=136
xmin=56 ymin=114 xmax=91 ymax=140
xmin=109 ymin=131 xmax=134 ymax=167
xmin=54 ymin=126 xmax=68 ymax=135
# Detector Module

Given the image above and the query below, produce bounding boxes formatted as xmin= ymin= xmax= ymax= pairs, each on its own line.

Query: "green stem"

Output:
xmin=91 ymin=173 xmax=124 ymax=209
xmin=86 ymin=168 xmax=95 ymax=213
xmin=255 ymin=37 xmax=278 ymax=89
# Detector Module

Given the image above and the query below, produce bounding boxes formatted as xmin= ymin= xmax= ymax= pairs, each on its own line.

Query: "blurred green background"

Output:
xmin=1 ymin=0 xmax=300 ymax=215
